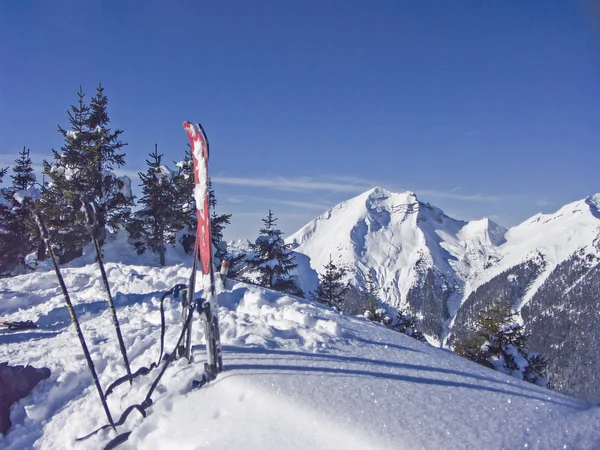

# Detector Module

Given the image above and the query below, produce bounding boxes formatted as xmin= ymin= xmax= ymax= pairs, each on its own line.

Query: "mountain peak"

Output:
xmin=585 ymin=193 xmax=600 ymax=218
xmin=364 ymin=186 xmax=417 ymax=200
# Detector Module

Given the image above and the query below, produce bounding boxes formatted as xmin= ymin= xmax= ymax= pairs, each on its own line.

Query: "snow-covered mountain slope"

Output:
xmin=451 ymin=194 xmax=600 ymax=402
xmin=287 ymin=187 xmax=507 ymax=339
xmin=1 ymin=261 xmax=599 ymax=450
xmin=461 ymin=194 xmax=600 ymax=308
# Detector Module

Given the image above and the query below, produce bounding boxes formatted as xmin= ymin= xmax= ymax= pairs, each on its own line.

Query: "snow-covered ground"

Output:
xmin=1 ymin=242 xmax=599 ymax=449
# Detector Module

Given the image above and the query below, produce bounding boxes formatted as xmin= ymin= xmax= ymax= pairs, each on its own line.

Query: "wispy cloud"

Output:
xmin=212 ymin=174 xmax=520 ymax=205
xmin=223 ymin=193 xmax=332 ymax=211
xmin=212 ymin=175 xmax=374 ymax=193
xmin=466 ymin=130 xmax=479 ymax=137
xmin=417 ymin=189 xmax=521 ymax=203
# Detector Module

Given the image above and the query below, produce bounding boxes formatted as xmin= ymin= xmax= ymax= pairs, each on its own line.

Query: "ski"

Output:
xmin=81 ymin=199 xmax=133 ymax=385
xmin=182 ymin=121 xmax=222 ymax=376
xmin=33 ymin=210 xmax=115 ymax=430
xmin=0 ymin=320 xmax=37 ymax=331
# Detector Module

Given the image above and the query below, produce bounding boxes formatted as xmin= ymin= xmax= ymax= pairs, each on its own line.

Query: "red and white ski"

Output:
xmin=182 ymin=122 xmax=222 ymax=376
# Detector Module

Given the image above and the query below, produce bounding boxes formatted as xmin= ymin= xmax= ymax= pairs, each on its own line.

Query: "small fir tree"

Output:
xmin=363 ymin=272 xmax=379 ymax=316
xmin=127 ymin=146 xmax=179 ymax=266
xmin=173 ymin=148 xmax=196 ymax=253
xmin=209 ymin=179 xmax=232 ymax=267
xmin=454 ymin=301 xmax=549 ymax=386
xmin=245 ymin=210 xmax=303 ymax=296
xmin=0 ymin=167 xmax=10 ymax=272
xmin=390 ymin=309 xmax=427 ymax=342
xmin=39 ymin=85 xmax=133 ymax=263
xmin=0 ymin=148 xmax=40 ymax=274
xmin=311 ymin=255 xmax=349 ymax=310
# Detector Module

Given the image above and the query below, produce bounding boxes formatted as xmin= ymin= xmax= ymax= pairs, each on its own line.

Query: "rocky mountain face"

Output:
xmin=287 ymin=188 xmax=600 ymax=402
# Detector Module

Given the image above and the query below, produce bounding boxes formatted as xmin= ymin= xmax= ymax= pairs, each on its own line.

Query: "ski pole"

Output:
xmin=34 ymin=209 xmax=115 ymax=429
xmin=82 ymin=199 xmax=132 ymax=385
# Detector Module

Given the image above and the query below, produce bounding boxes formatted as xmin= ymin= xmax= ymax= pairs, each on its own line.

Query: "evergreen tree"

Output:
xmin=87 ymin=84 xmax=132 ymax=232
xmin=0 ymin=148 xmax=40 ymax=274
xmin=311 ymin=255 xmax=348 ymax=310
xmin=0 ymin=167 xmax=9 ymax=272
xmin=245 ymin=210 xmax=303 ymax=296
xmin=209 ymin=179 xmax=232 ymax=267
xmin=127 ymin=145 xmax=178 ymax=266
xmin=389 ymin=309 xmax=427 ymax=342
xmin=363 ymin=272 xmax=379 ymax=316
xmin=173 ymin=148 xmax=196 ymax=253
xmin=11 ymin=147 xmax=36 ymax=192
xmin=454 ymin=301 xmax=549 ymax=386
xmin=39 ymin=85 xmax=133 ymax=263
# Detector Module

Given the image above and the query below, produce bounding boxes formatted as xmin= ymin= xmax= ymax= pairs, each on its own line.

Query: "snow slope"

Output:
xmin=1 ymin=255 xmax=599 ymax=449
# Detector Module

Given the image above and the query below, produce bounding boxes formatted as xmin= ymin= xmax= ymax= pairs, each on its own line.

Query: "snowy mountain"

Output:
xmin=1 ymin=253 xmax=599 ymax=449
xmin=287 ymin=187 xmax=507 ymax=341
xmin=451 ymin=194 xmax=600 ymax=401
xmin=287 ymin=187 xmax=600 ymax=401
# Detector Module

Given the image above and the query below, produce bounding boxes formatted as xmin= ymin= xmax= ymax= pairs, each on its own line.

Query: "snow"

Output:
xmin=117 ymin=176 xmax=133 ymax=201
xmin=12 ymin=188 xmax=39 ymax=205
xmin=1 ymin=236 xmax=599 ymax=449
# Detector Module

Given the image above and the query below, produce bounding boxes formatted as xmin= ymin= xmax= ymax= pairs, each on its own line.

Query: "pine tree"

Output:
xmin=245 ymin=210 xmax=303 ymax=296
xmin=390 ymin=309 xmax=427 ymax=342
xmin=127 ymin=145 xmax=178 ymax=266
xmin=173 ymin=148 xmax=196 ymax=253
xmin=454 ymin=301 xmax=549 ymax=386
xmin=364 ymin=272 xmax=379 ymax=316
xmin=39 ymin=85 xmax=133 ymax=263
xmin=11 ymin=147 xmax=36 ymax=192
xmin=87 ymin=84 xmax=132 ymax=233
xmin=0 ymin=149 xmax=41 ymax=275
xmin=311 ymin=255 xmax=348 ymax=310
xmin=209 ymin=179 xmax=232 ymax=267
xmin=0 ymin=167 xmax=10 ymax=272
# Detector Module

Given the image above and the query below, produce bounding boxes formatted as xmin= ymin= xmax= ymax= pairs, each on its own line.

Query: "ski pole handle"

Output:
xmin=219 ymin=259 xmax=230 ymax=280
xmin=81 ymin=198 xmax=101 ymax=239
xmin=33 ymin=210 xmax=49 ymax=240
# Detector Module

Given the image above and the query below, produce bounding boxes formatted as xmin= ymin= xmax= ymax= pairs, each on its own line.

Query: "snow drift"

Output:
xmin=1 ymin=246 xmax=599 ymax=449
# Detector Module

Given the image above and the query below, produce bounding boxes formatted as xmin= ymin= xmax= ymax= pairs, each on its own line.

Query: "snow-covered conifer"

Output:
xmin=172 ymin=148 xmax=196 ymax=254
xmin=39 ymin=85 xmax=133 ymax=263
xmin=311 ymin=255 xmax=348 ymax=310
xmin=245 ymin=210 xmax=303 ymax=296
xmin=454 ymin=301 xmax=549 ymax=386
xmin=127 ymin=146 xmax=178 ymax=266
xmin=0 ymin=148 xmax=40 ymax=275
xmin=390 ymin=309 xmax=427 ymax=342
xmin=209 ymin=179 xmax=232 ymax=267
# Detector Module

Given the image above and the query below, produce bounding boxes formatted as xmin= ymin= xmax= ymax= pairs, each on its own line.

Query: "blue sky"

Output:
xmin=1 ymin=1 xmax=599 ymax=239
